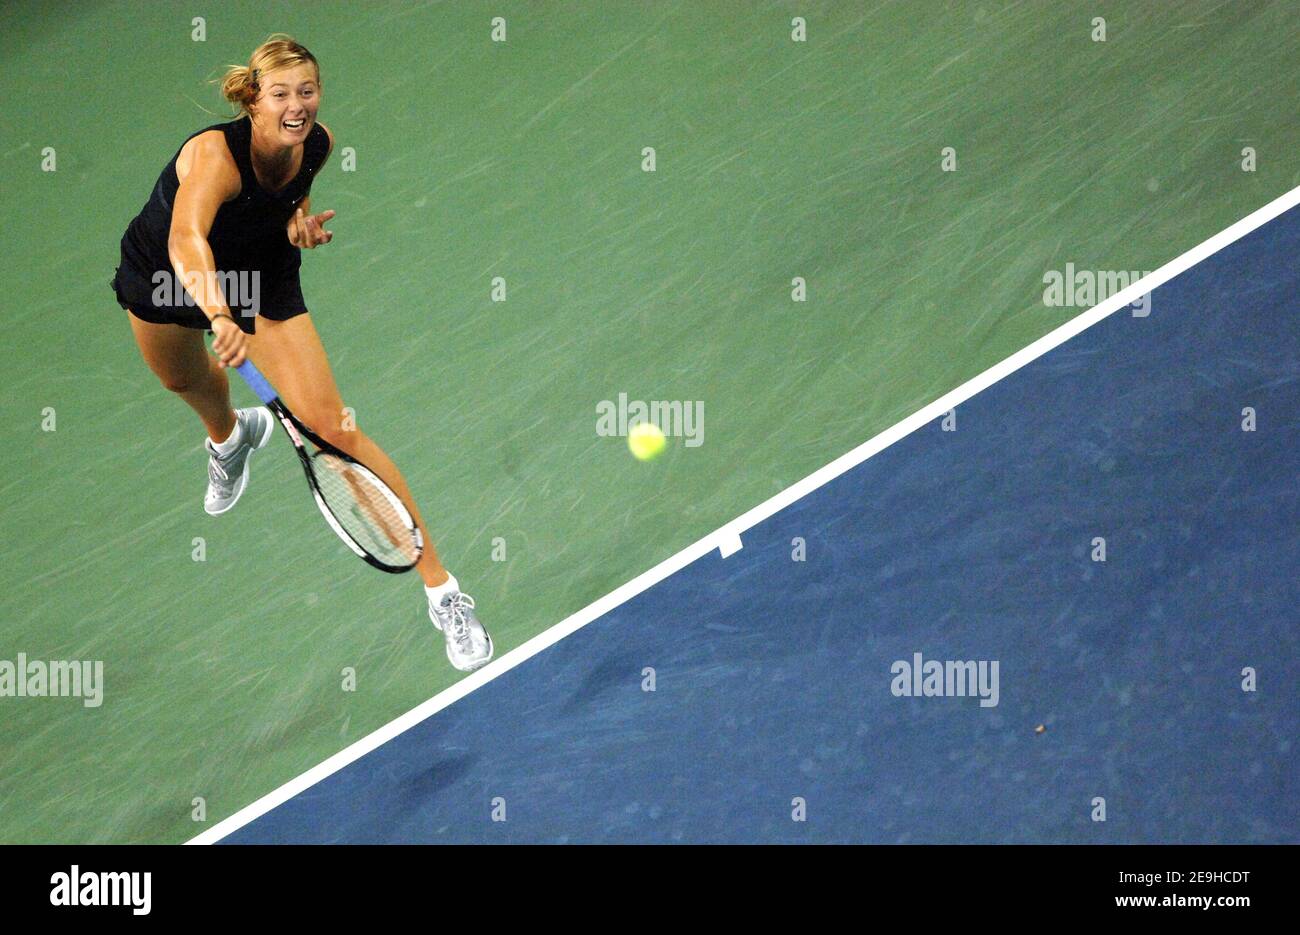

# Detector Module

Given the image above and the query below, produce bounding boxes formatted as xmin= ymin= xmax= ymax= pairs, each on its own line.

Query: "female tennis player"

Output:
xmin=110 ymin=36 xmax=492 ymax=672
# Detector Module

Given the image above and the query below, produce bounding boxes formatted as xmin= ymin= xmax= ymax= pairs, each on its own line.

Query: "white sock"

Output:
xmin=212 ymin=416 xmax=244 ymax=456
xmin=425 ymin=574 xmax=460 ymax=607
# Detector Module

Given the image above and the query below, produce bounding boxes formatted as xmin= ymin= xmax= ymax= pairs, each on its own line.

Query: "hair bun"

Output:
xmin=216 ymin=36 xmax=320 ymax=116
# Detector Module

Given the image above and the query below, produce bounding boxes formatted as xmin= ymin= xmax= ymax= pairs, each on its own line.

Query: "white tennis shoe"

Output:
xmin=204 ymin=407 xmax=274 ymax=515
xmin=429 ymin=590 xmax=494 ymax=672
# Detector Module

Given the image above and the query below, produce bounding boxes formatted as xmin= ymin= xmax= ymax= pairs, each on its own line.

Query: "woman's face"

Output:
xmin=251 ymin=63 xmax=320 ymax=147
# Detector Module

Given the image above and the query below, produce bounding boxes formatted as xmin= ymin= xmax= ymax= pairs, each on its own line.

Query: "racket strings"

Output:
xmin=312 ymin=452 xmax=420 ymax=565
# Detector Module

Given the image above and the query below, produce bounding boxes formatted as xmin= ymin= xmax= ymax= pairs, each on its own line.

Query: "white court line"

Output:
xmin=188 ymin=183 xmax=1300 ymax=844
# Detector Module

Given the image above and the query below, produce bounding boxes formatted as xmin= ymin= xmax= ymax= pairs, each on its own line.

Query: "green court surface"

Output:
xmin=1 ymin=2 xmax=1297 ymax=843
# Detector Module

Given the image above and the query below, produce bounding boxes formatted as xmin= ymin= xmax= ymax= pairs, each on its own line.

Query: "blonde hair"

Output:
xmin=219 ymin=34 xmax=320 ymax=115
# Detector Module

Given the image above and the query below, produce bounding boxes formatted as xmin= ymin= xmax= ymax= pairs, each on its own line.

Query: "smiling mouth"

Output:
xmin=283 ymin=118 xmax=306 ymax=131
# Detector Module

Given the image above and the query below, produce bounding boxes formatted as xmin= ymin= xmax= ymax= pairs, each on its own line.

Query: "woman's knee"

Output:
xmin=156 ymin=371 xmax=197 ymax=394
xmin=130 ymin=316 xmax=214 ymax=395
xmin=307 ymin=411 xmax=363 ymax=451
xmin=153 ymin=356 xmax=217 ymax=395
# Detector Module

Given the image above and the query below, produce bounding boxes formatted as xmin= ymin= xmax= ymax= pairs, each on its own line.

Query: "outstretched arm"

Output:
xmin=168 ymin=131 xmax=247 ymax=366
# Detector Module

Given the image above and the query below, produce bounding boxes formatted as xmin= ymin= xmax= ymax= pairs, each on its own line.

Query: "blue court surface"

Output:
xmin=226 ymin=207 xmax=1298 ymax=844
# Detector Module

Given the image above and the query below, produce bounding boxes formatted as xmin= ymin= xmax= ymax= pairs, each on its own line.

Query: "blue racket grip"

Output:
xmin=235 ymin=360 xmax=280 ymax=404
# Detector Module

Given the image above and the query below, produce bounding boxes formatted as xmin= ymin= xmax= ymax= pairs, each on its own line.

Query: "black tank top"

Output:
xmin=117 ymin=116 xmax=329 ymax=308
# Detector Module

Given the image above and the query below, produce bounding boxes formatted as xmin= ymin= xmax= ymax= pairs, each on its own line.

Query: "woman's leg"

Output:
xmin=128 ymin=312 xmax=237 ymax=442
xmin=246 ymin=313 xmax=450 ymax=588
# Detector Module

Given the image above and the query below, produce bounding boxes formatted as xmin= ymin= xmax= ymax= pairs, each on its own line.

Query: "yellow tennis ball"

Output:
xmin=628 ymin=421 xmax=667 ymax=461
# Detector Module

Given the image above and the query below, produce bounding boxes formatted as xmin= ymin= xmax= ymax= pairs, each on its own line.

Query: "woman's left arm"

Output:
xmin=288 ymin=123 xmax=336 ymax=248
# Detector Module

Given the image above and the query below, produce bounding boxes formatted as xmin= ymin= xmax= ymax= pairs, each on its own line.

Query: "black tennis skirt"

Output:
xmin=110 ymin=240 xmax=308 ymax=335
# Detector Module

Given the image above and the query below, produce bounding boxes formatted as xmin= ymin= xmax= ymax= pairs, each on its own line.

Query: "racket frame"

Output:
xmin=236 ymin=361 xmax=424 ymax=574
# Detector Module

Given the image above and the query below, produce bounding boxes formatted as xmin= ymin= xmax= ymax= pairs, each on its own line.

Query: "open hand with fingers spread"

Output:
xmin=288 ymin=207 xmax=335 ymax=248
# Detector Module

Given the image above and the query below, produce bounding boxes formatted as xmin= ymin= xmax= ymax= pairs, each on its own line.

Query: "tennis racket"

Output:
xmin=234 ymin=359 xmax=423 ymax=573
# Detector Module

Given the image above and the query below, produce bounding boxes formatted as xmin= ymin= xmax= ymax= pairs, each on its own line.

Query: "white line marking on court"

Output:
xmin=188 ymin=183 xmax=1300 ymax=844
xmin=718 ymin=528 xmax=745 ymax=558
